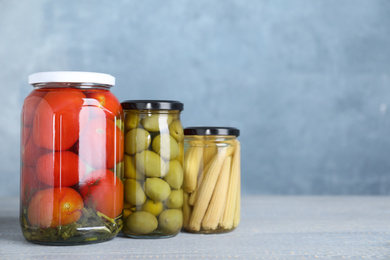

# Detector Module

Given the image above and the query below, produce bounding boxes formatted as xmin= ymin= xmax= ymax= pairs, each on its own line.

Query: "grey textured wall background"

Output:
xmin=1 ymin=0 xmax=390 ymax=196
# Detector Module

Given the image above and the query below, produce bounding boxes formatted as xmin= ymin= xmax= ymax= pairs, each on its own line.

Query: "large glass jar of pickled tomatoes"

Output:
xmin=20 ymin=71 xmax=124 ymax=245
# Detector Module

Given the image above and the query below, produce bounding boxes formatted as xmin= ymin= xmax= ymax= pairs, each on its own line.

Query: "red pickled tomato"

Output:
xmin=36 ymin=151 xmax=86 ymax=187
xmin=20 ymin=166 xmax=47 ymax=205
xmin=86 ymin=91 xmax=123 ymax=121
xmin=27 ymin=187 xmax=84 ymax=228
xmin=21 ymin=92 xmax=48 ymax=165
xmin=21 ymin=126 xmax=31 ymax=147
xmin=33 ymin=89 xmax=89 ymax=150
xmin=78 ymin=118 xmax=124 ymax=169
xmin=79 ymin=169 xmax=123 ymax=219
xmin=22 ymin=131 xmax=49 ymax=167
xmin=21 ymin=90 xmax=45 ymax=126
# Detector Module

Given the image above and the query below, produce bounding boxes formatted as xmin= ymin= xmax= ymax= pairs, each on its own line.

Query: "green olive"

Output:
xmin=152 ymin=134 xmax=179 ymax=160
xmin=124 ymin=154 xmax=144 ymax=180
xmin=125 ymin=128 xmax=151 ymax=155
xmin=135 ymin=150 xmax=167 ymax=178
xmin=123 ymin=209 xmax=133 ymax=221
xmin=124 ymin=113 xmax=139 ymax=130
xmin=165 ymin=189 xmax=184 ymax=209
xmin=141 ymin=114 xmax=173 ymax=132
xmin=124 ymin=179 xmax=146 ymax=206
xmin=125 ymin=211 xmax=158 ymax=235
xmin=141 ymin=199 xmax=164 ymax=216
xmin=114 ymin=161 xmax=124 ymax=179
xmin=124 ymin=201 xmax=132 ymax=209
xmin=149 ymin=130 xmax=160 ymax=141
xmin=169 ymin=120 xmax=183 ymax=142
xmin=144 ymin=178 xmax=171 ymax=202
xmin=116 ymin=118 xmax=124 ymax=131
xmin=158 ymin=209 xmax=183 ymax=234
xmin=164 ymin=160 xmax=183 ymax=189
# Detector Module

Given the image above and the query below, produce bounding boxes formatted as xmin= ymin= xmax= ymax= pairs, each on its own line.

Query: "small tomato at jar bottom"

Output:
xmin=21 ymin=166 xmax=47 ymax=205
xmin=78 ymin=118 xmax=124 ymax=169
xmin=85 ymin=91 xmax=123 ymax=121
xmin=79 ymin=169 xmax=123 ymax=219
xmin=27 ymin=187 xmax=84 ymax=228
xmin=36 ymin=151 xmax=86 ymax=187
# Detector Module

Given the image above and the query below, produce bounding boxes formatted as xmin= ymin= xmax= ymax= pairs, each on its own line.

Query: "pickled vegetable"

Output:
xmin=165 ymin=189 xmax=184 ymax=209
xmin=164 ymin=160 xmax=183 ymax=190
xmin=124 ymin=179 xmax=146 ymax=206
xmin=183 ymin=147 xmax=203 ymax=192
xmin=169 ymin=120 xmax=184 ymax=142
xmin=158 ymin=209 xmax=183 ymax=234
xmin=79 ymin=118 xmax=124 ymax=169
xmin=124 ymin=113 xmax=139 ymax=130
xmin=79 ymin=170 xmax=124 ymax=219
xmin=141 ymin=114 xmax=172 ymax=132
xmin=123 ymin=209 xmax=133 ymax=220
xmin=125 ymin=128 xmax=151 ymax=154
xmin=124 ymin=154 xmax=143 ymax=180
xmin=27 ymin=187 xmax=84 ymax=228
xmin=36 ymin=151 xmax=86 ymax=187
xmin=123 ymin=201 xmax=132 ymax=209
xmin=124 ymin=211 xmax=158 ymax=235
xmin=142 ymin=199 xmax=164 ymax=216
xmin=203 ymin=145 xmax=218 ymax=166
xmin=32 ymin=90 xmax=88 ymax=151
xmin=144 ymin=178 xmax=171 ymax=202
xmin=135 ymin=150 xmax=167 ymax=178
xmin=152 ymin=134 xmax=179 ymax=160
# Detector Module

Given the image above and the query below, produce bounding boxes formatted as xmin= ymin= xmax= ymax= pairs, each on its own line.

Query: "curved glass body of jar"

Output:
xmin=121 ymin=100 xmax=184 ymax=238
xmin=20 ymin=72 xmax=124 ymax=245
xmin=183 ymin=127 xmax=241 ymax=234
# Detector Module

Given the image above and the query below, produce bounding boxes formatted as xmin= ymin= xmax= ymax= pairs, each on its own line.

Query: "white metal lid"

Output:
xmin=28 ymin=71 xmax=115 ymax=86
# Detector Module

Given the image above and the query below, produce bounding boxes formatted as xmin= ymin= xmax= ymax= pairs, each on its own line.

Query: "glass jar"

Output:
xmin=20 ymin=71 xmax=124 ymax=245
xmin=182 ymin=127 xmax=241 ymax=234
xmin=120 ymin=100 xmax=184 ymax=238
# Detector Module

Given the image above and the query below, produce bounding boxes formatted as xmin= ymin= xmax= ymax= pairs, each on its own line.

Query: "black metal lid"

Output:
xmin=121 ymin=100 xmax=184 ymax=111
xmin=184 ymin=127 xmax=240 ymax=137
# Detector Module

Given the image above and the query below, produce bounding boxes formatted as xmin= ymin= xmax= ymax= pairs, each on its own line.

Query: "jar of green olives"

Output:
xmin=121 ymin=100 xmax=184 ymax=238
xmin=182 ymin=127 xmax=241 ymax=234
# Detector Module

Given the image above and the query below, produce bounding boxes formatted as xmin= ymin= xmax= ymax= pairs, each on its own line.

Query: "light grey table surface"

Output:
xmin=0 ymin=196 xmax=389 ymax=259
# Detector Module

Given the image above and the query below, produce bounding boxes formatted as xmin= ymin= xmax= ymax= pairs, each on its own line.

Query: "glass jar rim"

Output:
xmin=28 ymin=71 xmax=115 ymax=86
xmin=121 ymin=100 xmax=184 ymax=111
xmin=184 ymin=127 xmax=240 ymax=137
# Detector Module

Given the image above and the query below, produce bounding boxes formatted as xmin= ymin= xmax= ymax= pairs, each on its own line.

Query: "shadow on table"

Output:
xmin=0 ymin=216 xmax=28 ymax=243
